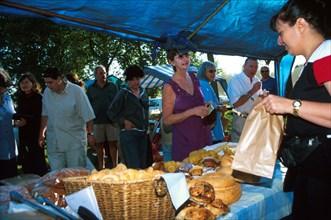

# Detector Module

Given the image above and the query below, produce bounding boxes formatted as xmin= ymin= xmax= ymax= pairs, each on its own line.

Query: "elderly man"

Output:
xmin=87 ymin=65 xmax=120 ymax=170
xmin=227 ymin=57 xmax=262 ymax=142
xmin=38 ymin=67 xmax=96 ymax=170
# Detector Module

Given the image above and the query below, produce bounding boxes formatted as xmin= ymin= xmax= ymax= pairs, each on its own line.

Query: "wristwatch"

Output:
xmin=292 ymin=100 xmax=302 ymax=117
xmin=87 ymin=131 xmax=95 ymax=136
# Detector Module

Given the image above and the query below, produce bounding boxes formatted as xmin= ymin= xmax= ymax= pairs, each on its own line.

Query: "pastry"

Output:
xmin=188 ymin=180 xmax=215 ymax=204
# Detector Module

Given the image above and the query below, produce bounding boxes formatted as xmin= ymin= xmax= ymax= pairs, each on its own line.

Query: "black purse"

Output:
xmin=278 ymin=135 xmax=320 ymax=168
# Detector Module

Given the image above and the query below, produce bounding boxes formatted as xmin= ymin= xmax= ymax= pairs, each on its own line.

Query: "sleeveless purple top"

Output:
xmin=166 ymin=72 xmax=212 ymax=161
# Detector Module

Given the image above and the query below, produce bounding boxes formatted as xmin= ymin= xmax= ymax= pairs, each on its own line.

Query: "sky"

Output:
xmin=201 ymin=54 xmax=306 ymax=77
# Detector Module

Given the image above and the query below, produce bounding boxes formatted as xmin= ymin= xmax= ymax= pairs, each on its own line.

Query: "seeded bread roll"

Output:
xmin=196 ymin=173 xmax=242 ymax=205
xmin=188 ymin=180 xmax=215 ymax=204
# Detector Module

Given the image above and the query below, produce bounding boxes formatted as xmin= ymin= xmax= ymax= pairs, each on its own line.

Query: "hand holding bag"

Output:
xmin=232 ymin=98 xmax=284 ymax=179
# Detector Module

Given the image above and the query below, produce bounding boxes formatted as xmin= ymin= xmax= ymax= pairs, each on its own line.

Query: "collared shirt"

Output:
xmin=86 ymin=80 xmax=118 ymax=124
xmin=0 ymin=93 xmax=16 ymax=160
xmin=42 ymin=82 xmax=95 ymax=152
xmin=228 ymin=71 xmax=262 ymax=114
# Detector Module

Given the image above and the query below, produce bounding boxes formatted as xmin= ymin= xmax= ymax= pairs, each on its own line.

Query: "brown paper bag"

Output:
xmin=231 ymin=98 xmax=284 ymax=179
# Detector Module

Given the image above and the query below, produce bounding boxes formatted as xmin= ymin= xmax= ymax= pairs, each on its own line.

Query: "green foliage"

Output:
xmin=0 ymin=16 xmax=168 ymax=92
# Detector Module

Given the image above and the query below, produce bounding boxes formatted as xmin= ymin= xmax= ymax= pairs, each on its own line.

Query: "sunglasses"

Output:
xmin=208 ymin=69 xmax=216 ymax=73
xmin=261 ymin=70 xmax=269 ymax=73
xmin=175 ymin=53 xmax=190 ymax=59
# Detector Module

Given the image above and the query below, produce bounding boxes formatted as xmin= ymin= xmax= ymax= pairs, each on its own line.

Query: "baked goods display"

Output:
xmin=87 ymin=163 xmax=165 ymax=182
xmin=0 ymin=142 xmax=263 ymax=219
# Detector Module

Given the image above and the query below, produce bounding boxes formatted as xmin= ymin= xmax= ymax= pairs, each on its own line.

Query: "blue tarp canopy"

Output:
xmin=0 ymin=0 xmax=294 ymax=96
xmin=0 ymin=0 xmax=288 ymax=59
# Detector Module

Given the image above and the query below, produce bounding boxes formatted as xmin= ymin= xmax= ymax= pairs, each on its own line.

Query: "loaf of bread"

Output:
xmin=195 ymin=173 xmax=242 ymax=205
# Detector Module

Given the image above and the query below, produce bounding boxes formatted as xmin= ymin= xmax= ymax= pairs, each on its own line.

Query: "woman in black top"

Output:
xmin=16 ymin=72 xmax=48 ymax=176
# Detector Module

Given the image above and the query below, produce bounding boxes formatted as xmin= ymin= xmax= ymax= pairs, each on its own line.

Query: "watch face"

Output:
xmin=293 ymin=100 xmax=301 ymax=107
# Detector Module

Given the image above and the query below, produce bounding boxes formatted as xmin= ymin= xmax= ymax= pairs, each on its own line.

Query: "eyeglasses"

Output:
xmin=261 ymin=70 xmax=269 ymax=73
xmin=175 ymin=53 xmax=190 ymax=59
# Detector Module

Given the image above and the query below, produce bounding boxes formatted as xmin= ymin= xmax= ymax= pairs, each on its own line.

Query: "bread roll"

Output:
xmin=101 ymin=174 xmax=120 ymax=182
xmin=175 ymin=207 xmax=215 ymax=220
xmin=205 ymin=199 xmax=230 ymax=216
xmin=188 ymin=180 xmax=215 ymax=204
xmin=197 ymin=173 xmax=242 ymax=205
xmin=189 ymin=166 xmax=203 ymax=176
xmin=220 ymin=155 xmax=233 ymax=168
xmin=111 ymin=163 xmax=127 ymax=173
xmin=215 ymin=166 xmax=233 ymax=175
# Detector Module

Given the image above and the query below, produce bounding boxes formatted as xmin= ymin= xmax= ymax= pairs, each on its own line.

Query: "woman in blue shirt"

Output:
xmin=197 ymin=62 xmax=225 ymax=144
xmin=0 ymin=69 xmax=19 ymax=179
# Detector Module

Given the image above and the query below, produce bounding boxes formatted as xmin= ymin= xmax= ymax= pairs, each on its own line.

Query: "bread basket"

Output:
xmin=63 ymin=176 xmax=175 ymax=220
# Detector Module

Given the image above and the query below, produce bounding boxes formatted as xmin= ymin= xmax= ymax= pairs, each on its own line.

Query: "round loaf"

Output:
xmin=197 ymin=173 xmax=242 ymax=205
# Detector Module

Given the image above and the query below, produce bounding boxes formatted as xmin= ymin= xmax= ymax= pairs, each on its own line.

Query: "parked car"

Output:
xmin=149 ymin=98 xmax=162 ymax=116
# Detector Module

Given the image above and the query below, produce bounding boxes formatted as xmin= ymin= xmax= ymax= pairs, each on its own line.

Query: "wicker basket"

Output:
xmin=63 ymin=176 xmax=175 ymax=220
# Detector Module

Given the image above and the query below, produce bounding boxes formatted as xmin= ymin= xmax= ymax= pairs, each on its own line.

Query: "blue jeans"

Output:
xmin=120 ymin=130 xmax=147 ymax=169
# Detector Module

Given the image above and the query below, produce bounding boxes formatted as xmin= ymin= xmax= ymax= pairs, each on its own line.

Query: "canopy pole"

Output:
xmin=0 ymin=1 xmax=164 ymax=42
xmin=187 ymin=0 xmax=230 ymax=40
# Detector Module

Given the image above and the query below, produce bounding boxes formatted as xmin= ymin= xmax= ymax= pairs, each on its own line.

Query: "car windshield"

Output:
xmin=149 ymin=100 xmax=159 ymax=107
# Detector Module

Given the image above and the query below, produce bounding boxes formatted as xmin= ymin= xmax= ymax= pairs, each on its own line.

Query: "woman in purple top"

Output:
xmin=162 ymin=48 xmax=212 ymax=161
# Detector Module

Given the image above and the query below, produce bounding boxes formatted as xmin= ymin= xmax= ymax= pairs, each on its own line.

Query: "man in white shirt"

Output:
xmin=38 ymin=67 xmax=96 ymax=170
xmin=227 ymin=58 xmax=262 ymax=142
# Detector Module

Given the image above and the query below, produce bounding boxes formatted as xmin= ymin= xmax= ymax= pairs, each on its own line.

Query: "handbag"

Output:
xmin=278 ymin=135 xmax=321 ymax=168
xmin=202 ymin=108 xmax=217 ymax=128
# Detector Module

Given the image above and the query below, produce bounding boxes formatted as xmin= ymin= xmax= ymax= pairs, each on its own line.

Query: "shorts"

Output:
xmin=95 ymin=123 xmax=119 ymax=143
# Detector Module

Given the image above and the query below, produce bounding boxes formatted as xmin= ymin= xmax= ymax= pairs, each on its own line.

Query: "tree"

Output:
xmin=0 ymin=17 xmax=167 ymax=88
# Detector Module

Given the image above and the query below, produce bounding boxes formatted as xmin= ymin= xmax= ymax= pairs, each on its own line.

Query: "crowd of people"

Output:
xmin=0 ymin=54 xmax=287 ymax=179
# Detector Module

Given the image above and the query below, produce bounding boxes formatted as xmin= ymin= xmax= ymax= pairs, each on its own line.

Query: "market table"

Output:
xmin=218 ymin=162 xmax=293 ymax=220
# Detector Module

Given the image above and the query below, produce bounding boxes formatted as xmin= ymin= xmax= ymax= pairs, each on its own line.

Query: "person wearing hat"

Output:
xmin=0 ymin=69 xmax=27 ymax=179
xmin=107 ymin=65 xmax=149 ymax=169
xmin=162 ymin=48 xmax=212 ymax=161
xmin=38 ymin=67 xmax=96 ymax=171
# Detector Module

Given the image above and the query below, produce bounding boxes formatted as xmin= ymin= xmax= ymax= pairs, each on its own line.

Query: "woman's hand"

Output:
xmin=191 ymin=102 xmax=210 ymax=118
xmin=14 ymin=118 xmax=27 ymax=127
xmin=254 ymin=94 xmax=292 ymax=114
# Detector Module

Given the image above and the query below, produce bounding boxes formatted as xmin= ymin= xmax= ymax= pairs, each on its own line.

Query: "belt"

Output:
xmin=232 ymin=109 xmax=248 ymax=118
xmin=284 ymin=133 xmax=331 ymax=142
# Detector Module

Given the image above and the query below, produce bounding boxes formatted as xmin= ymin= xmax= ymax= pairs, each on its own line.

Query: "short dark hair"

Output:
xmin=0 ymin=69 xmax=12 ymax=88
xmin=244 ymin=57 xmax=258 ymax=65
xmin=124 ymin=65 xmax=144 ymax=81
xmin=42 ymin=67 xmax=61 ymax=79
